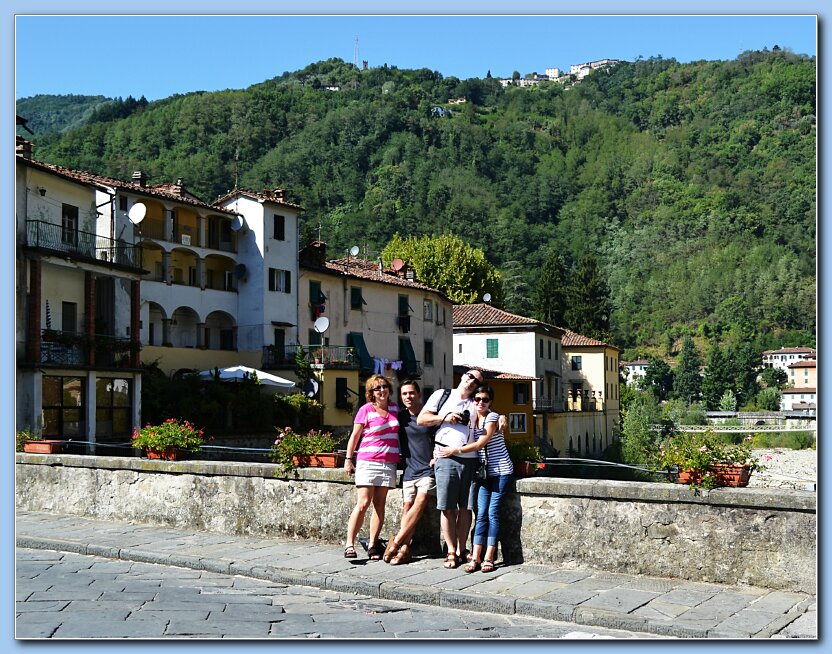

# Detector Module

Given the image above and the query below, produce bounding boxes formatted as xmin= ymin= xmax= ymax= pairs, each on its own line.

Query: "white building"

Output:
xmin=620 ymin=358 xmax=650 ymax=385
xmin=762 ymin=347 xmax=817 ymax=372
xmin=781 ymin=387 xmax=816 ymax=412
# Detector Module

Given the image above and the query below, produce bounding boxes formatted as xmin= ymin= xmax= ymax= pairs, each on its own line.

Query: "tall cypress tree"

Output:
xmin=564 ymin=254 xmax=612 ymax=341
xmin=673 ymin=336 xmax=703 ymax=403
xmin=532 ymin=251 xmax=570 ymax=327
xmin=702 ymin=343 xmax=734 ymax=409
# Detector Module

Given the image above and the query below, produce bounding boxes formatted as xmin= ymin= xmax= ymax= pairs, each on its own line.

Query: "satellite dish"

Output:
xmin=349 ymin=245 xmax=360 ymax=257
xmin=127 ymin=202 xmax=146 ymax=224
xmin=391 ymin=258 xmax=405 ymax=271
xmin=314 ymin=316 xmax=330 ymax=333
xmin=483 ymin=293 xmax=492 ymax=303
xmin=230 ymin=215 xmax=246 ymax=232
xmin=302 ymin=378 xmax=319 ymax=398
xmin=233 ymin=263 xmax=247 ymax=279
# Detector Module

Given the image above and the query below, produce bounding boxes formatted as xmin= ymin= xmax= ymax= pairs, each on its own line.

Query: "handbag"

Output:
xmin=476 ymin=444 xmax=488 ymax=481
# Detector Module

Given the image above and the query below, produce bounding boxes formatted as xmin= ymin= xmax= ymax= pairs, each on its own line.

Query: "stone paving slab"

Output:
xmin=15 ymin=510 xmax=817 ymax=639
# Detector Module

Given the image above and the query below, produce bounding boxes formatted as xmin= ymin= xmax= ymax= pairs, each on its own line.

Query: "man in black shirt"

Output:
xmin=383 ymin=380 xmax=434 ymax=565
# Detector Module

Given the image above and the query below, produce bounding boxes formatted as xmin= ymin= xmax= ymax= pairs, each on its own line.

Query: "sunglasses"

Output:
xmin=472 ymin=396 xmax=491 ymax=403
xmin=372 ymin=385 xmax=390 ymax=392
xmin=464 ymin=372 xmax=483 ymax=382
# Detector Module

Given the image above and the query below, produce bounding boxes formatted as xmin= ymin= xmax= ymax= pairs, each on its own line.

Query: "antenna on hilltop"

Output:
xmin=354 ymin=35 xmax=359 ymax=68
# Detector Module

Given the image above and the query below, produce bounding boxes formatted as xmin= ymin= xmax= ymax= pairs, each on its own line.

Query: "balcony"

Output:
xmin=26 ymin=221 xmax=142 ymax=270
xmin=532 ymin=398 xmax=565 ymax=413
xmin=263 ymin=345 xmax=358 ymax=370
xmin=39 ymin=330 xmax=139 ymax=368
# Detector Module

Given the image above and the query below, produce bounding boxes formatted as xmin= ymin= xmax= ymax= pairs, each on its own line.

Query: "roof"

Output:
xmin=560 ymin=328 xmax=619 ymax=350
xmin=453 ymin=364 xmax=539 ymax=382
xmin=620 ymin=359 xmax=650 ymax=366
xmin=782 ymin=387 xmax=816 ymax=394
xmin=452 ymin=303 xmax=563 ymax=335
xmin=763 ymin=347 xmax=817 ymax=355
xmin=19 ymin=157 xmax=236 ymax=215
xmin=788 ymin=360 xmax=817 ymax=369
xmin=214 ymin=187 xmax=304 ymax=211
xmin=303 ymin=254 xmax=450 ymax=299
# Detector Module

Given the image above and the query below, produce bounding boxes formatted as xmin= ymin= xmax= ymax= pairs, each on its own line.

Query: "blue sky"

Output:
xmin=15 ymin=14 xmax=817 ymax=101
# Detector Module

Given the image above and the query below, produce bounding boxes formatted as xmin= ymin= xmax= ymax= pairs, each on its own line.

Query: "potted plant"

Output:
xmin=132 ymin=418 xmax=205 ymax=461
xmin=270 ymin=426 xmax=343 ymax=473
xmin=17 ymin=428 xmax=62 ymax=454
xmin=506 ymin=440 xmax=544 ymax=478
xmin=657 ymin=429 xmax=763 ymax=490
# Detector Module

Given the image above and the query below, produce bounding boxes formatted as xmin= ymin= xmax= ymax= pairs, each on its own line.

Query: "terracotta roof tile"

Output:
xmin=453 ymin=364 xmax=539 ymax=381
xmin=303 ymin=255 xmax=449 ymax=298
xmin=782 ymin=387 xmax=816 ymax=394
xmin=788 ymin=360 xmax=816 ymax=369
xmin=560 ymin=329 xmax=612 ymax=348
xmin=763 ymin=347 xmax=817 ymax=355
xmin=20 ymin=157 xmax=236 ymax=215
xmin=214 ymin=187 xmax=304 ymax=211
xmin=452 ymin=303 xmax=561 ymax=331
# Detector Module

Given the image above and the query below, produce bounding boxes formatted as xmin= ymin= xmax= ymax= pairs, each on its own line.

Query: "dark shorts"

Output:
xmin=434 ymin=456 xmax=478 ymax=511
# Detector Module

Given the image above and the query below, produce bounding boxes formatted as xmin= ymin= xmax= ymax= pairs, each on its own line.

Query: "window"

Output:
xmin=95 ymin=378 xmax=132 ymax=437
xmin=42 ymin=375 xmax=85 ymax=438
xmin=548 ymin=341 xmax=552 ymax=359
xmin=119 ymin=196 xmax=128 ymax=211
xmin=335 ymin=377 xmax=349 ymax=410
xmin=572 ymin=356 xmax=582 ymax=371
xmin=61 ymin=204 xmax=79 ymax=246
xmin=268 ymin=268 xmax=291 ymax=293
xmin=61 ymin=302 xmax=77 ymax=333
xmin=351 ymin=287 xmax=364 ymax=310
xmin=486 ymin=338 xmax=498 ymax=358
xmin=513 ymin=382 xmax=529 ymax=404
xmin=508 ymin=413 xmax=527 ymax=434
xmin=273 ymin=329 xmax=285 ymax=359
xmin=273 ymin=214 xmax=285 ymax=240
xmin=424 ymin=340 xmax=434 ymax=366
xmin=423 ymin=300 xmax=433 ymax=321
xmin=309 ymin=328 xmax=322 ymax=346
xmin=539 ymin=338 xmax=544 ymax=358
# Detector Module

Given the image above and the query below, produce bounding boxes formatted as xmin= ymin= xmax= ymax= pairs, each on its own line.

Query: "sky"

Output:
xmin=14 ymin=14 xmax=818 ymax=101
xmin=4 ymin=2 xmax=828 ymax=651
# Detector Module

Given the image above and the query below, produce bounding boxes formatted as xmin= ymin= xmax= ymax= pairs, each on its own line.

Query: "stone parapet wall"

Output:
xmin=15 ymin=454 xmax=815 ymax=592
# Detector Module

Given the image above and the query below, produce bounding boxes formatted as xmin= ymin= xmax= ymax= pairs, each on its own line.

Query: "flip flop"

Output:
xmin=344 ymin=545 xmax=357 ymax=558
xmin=367 ymin=545 xmax=382 ymax=560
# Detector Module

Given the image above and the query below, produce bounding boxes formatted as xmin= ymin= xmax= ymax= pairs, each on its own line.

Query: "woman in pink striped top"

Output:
xmin=343 ymin=374 xmax=400 ymax=560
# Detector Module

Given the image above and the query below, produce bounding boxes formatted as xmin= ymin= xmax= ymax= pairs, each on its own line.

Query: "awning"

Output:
xmin=196 ymin=365 xmax=295 ymax=388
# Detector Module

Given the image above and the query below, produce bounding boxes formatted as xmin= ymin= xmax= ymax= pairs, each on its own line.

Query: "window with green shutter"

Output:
xmin=486 ymin=338 xmax=498 ymax=358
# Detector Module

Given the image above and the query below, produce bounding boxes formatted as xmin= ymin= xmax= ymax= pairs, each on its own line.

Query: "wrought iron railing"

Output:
xmin=26 ymin=220 xmax=142 ymax=269
xmin=40 ymin=330 xmax=138 ymax=368
xmin=262 ymin=345 xmax=359 ymax=369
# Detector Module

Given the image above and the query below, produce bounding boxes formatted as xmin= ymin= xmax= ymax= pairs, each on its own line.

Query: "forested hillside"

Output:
xmin=18 ymin=51 xmax=816 ymax=353
xmin=16 ymin=94 xmax=114 ymax=134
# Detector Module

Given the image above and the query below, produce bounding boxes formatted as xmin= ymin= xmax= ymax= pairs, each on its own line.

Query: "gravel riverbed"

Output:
xmin=747 ymin=448 xmax=817 ymax=490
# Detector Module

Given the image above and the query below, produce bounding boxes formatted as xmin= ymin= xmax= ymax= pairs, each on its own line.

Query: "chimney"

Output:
xmin=16 ymin=136 xmax=32 ymax=160
xmin=300 ymin=241 xmax=327 ymax=268
xmin=273 ymin=188 xmax=284 ymax=200
xmin=132 ymin=171 xmax=148 ymax=187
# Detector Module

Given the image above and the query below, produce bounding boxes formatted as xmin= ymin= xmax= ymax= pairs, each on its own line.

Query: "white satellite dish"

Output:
xmin=313 ymin=316 xmax=330 ymax=333
xmin=483 ymin=293 xmax=492 ymax=303
xmin=127 ymin=202 xmax=146 ymax=224
xmin=349 ymin=245 xmax=360 ymax=257
xmin=230 ymin=215 xmax=246 ymax=232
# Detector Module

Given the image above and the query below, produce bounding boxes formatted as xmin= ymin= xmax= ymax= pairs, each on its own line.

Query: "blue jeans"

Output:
xmin=472 ymin=475 xmax=512 ymax=548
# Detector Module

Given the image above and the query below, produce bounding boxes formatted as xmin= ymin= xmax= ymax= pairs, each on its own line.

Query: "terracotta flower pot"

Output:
xmin=292 ymin=452 xmax=345 ymax=468
xmin=146 ymin=447 xmax=187 ymax=461
xmin=22 ymin=440 xmax=62 ymax=454
xmin=677 ymin=464 xmax=752 ymax=488
xmin=513 ymin=460 xmax=543 ymax=478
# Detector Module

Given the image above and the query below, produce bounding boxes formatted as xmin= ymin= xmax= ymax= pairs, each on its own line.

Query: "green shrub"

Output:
xmin=273 ymin=393 xmax=324 ymax=431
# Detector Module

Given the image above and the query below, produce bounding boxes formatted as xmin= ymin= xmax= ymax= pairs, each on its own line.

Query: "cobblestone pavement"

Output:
xmin=15 ymin=511 xmax=816 ymax=640
xmin=748 ymin=448 xmax=816 ymax=490
xmin=15 ymin=548 xmax=657 ymax=639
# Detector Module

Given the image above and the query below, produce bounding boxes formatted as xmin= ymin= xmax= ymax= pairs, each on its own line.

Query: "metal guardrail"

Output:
xmin=26 ymin=220 xmax=142 ymax=268
xmin=649 ymin=424 xmax=817 ymax=432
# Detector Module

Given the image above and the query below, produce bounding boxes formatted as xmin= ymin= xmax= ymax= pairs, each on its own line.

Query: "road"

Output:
xmin=16 ymin=548 xmax=658 ymax=639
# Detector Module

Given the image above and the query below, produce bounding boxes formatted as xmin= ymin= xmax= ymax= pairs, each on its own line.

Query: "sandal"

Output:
xmin=390 ymin=544 xmax=411 ymax=566
xmin=460 ymin=549 xmax=472 ymax=563
xmin=383 ymin=539 xmax=400 ymax=563
xmin=367 ymin=544 xmax=382 ymax=560
xmin=344 ymin=545 xmax=357 ymax=558
xmin=463 ymin=560 xmax=481 ymax=573
xmin=443 ymin=552 xmax=458 ymax=569
xmin=481 ymin=559 xmax=495 ymax=573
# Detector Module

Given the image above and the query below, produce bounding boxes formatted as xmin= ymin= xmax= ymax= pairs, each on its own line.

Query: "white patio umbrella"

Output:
xmin=197 ymin=365 xmax=295 ymax=389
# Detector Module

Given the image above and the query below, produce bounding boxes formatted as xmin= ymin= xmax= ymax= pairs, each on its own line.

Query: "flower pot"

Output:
xmin=23 ymin=440 xmax=62 ymax=454
xmin=146 ymin=447 xmax=187 ymax=461
xmin=514 ymin=460 xmax=542 ymax=478
xmin=677 ymin=464 xmax=752 ymax=488
xmin=292 ymin=452 xmax=345 ymax=468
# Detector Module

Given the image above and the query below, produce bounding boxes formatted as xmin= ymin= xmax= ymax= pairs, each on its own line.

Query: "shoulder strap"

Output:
xmin=437 ymin=388 xmax=452 ymax=414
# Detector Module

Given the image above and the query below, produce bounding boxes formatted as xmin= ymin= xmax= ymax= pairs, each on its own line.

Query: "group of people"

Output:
xmin=342 ymin=369 xmax=514 ymax=573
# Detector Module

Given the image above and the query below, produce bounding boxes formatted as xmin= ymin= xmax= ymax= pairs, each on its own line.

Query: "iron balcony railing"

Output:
xmin=40 ymin=329 xmax=138 ymax=368
xmin=26 ymin=220 xmax=142 ymax=269
xmin=262 ymin=345 xmax=359 ymax=369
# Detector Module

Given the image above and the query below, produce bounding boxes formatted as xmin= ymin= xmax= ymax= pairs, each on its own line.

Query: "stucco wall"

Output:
xmin=15 ymin=454 xmax=815 ymax=592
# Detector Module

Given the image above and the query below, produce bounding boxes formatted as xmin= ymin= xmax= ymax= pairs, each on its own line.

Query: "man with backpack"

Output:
xmin=417 ymin=369 xmax=484 ymax=568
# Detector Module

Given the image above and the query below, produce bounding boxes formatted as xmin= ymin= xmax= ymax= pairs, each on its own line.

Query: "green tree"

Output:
xmin=718 ymin=389 xmax=738 ymax=411
xmin=756 ymin=387 xmax=782 ymax=411
xmin=673 ymin=336 xmax=703 ymax=403
xmin=702 ymin=343 xmax=734 ymax=409
xmin=620 ymin=391 xmax=660 ymax=465
xmin=639 ymin=356 xmax=673 ymax=401
xmin=380 ymin=233 xmax=502 ymax=304
xmin=760 ymin=367 xmax=788 ymax=389
xmin=563 ymin=254 xmax=612 ymax=341
xmin=532 ymin=251 xmax=570 ymax=327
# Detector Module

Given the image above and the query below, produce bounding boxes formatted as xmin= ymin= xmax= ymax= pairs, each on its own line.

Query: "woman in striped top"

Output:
xmin=343 ymin=374 xmax=400 ymax=560
xmin=465 ymin=384 xmax=513 ymax=573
